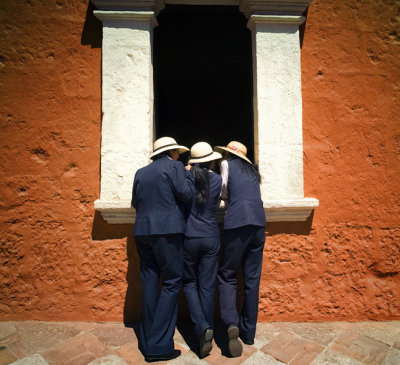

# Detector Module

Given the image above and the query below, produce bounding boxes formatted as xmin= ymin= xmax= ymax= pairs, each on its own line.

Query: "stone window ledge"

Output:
xmin=263 ymin=198 xmax=319 ymax=222
xmin=94 ymin=200 xmax=135 ymax=224
xmin=94 ymin=197 xmax=319 ymax=224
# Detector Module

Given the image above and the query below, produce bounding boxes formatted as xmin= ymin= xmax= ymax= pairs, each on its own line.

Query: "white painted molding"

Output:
xmin=92 ymin=0 xmax=166 ymax=15
xmin=247 ymin=14 xmax=305 ymax=26
xmin=94 ymin=200 xmax=135 ymax=224
xmin=165 ymin=0 xmax=239 ymax=4
xmin=239 ymin=0 xmax=312 ymax=17
xmin=94 ymin=10 xmax=158 ymax=26
xmin=264 ymin=198 xmax=319 ymax=222
xmin=94 ymin=198 xmax=319 ymax=224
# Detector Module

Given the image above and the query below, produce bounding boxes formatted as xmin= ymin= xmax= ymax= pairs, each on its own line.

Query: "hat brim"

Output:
xmin=150 ymin=145 xmax=189 ymax=159
xmin=188 ymin=151 xmax=222 ymax=164
xmin=214 ymin=146 xmax=252 ymax=164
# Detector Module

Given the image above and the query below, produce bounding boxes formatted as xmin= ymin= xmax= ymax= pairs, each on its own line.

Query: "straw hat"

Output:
xmin=149 ymin=137 xmax=189 ymax=159
xmin=188 ymin=142 xmax=222 ymax=164
xmin=214 ymin=141 xmax=252 ymax=164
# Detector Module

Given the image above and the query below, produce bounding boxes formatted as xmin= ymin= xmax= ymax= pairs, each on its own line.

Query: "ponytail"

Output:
xmin=234 ymin=156 xmax=261 ymax=183
xmin=190 ymin=164 xmax=210 ymax=208
xmin=249 ymin=163 xmax=261 ymax=183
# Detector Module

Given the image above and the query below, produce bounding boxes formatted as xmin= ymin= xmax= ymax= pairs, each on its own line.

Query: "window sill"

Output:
xmin=94 ymin=197 xmax=319 ymax=224
xmin=263 ymin=198 xmax=319 ymax=222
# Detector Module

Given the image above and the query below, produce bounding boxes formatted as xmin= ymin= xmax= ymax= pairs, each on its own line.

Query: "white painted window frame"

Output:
xmin=92 ymin=0 xmax=319 ymax=224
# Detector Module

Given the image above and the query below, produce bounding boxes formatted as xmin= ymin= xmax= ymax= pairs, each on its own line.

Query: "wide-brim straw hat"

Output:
xmin=149 ymin=136 xmax=189 ymax=159
xmin=214 ymin=141 xmax=252 ymax=164
xmin=188 ymin=142 xmax=222 ymax=164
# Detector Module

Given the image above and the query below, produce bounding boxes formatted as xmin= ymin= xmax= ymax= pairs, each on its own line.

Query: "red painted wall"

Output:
xmin=0 ymin=0 xmax=399 ymax=322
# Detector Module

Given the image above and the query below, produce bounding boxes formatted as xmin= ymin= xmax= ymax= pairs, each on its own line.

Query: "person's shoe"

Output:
xmin=227 ymin=324 xmax=242 ymax=357
xmin=145 ymin=349 xmax=181 ymax=362
xmin=240 ymin=336 xmax=254 ymax=345
xmin=199 ymin=327 xmax=213 ymax=358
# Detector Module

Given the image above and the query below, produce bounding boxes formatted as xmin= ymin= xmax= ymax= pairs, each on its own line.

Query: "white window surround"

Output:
xmin=92 ymin=0 xmax=319 ymax=224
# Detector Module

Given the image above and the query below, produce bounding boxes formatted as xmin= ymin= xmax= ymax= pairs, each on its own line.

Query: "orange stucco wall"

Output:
xmin=0 ymin=0 xmax=399 ymax=322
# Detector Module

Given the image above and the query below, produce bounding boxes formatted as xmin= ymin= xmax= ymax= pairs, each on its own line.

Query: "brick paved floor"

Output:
xmin=0 ymin=321 xmax=399 ymax=364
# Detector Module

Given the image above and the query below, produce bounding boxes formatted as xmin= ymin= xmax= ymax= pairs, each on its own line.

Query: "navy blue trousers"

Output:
xmin=217 ymin=225 xmax=265 ymax=341
xmin=135 ymin=234 xmax=183 ymax=356
xmin=183 ymin=236 xmax=220 ymax=337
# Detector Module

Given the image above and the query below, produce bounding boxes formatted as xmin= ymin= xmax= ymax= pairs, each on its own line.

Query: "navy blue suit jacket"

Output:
xmin=185 ymin=171 xmax=222 ymax=238
xmin=224 ymin=158 xmax=265 ymax=230
xmin=132 ymin=156 xmax=195 ymax=236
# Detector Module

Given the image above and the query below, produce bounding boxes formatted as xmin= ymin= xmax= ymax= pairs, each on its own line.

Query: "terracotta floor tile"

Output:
xmin=206 ymin=343 xmax=256 ymax=365
xmin=90 ymin=324 xmax=137 ymax=347
xmin=0 ymin=324 xmax=17 ymax=342
xmin=310 ymin=349 xmax=364 ymax=365
xmin=241 ymin=351 xmax=285 ymax=365
xmin=6 ymin=340 xmax=35 ymax=359
xmin=13 ymin=322 xmax=41 ymax=333
xmin=88 ymin=354 xmax=129 ymax=365
xmin=0 ymin=346 xmax=17 ymax=365
xmin=10 ymin=353 xmax=49 ymax=364
xmin=0 ymin=333 xmax=21 ymax=346
xmin=40 ymin=332 xmax=109 ymax=365
xmin=330 ymin=332 xmax=390 ymax=365
xmin=116 ymin=342 xmax=147 ymax=365
xmin=261 ymin=330 xmax=324 ymax=365
xmin=261 ymin=331 xmax=305 ymax=363
xmin=290 ymin=346 xmax=324 ymax=365
xmin=282 ymin=322 xmax=341 ymax=346
xmin=351 ymin=321 xmax=400 ymax=347
xmin=72 ymin=322 xmax=101 ymax=333
xmin=18 ymin=323 xmax=81 ymax=352
xmin=252 ymin=323 xmax=282 ymax=348
xmin=64 ymin=352 xmax=97 ymax=365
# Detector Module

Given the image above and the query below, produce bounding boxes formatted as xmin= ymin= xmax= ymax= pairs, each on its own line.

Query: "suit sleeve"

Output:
xmin=169 ymin=162 xmax=195 ymax=203
xmin=131 ymin=175 xmax=138 ymax=208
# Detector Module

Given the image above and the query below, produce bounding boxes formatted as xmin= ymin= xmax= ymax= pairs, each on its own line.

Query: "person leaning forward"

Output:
xmin=214 ymin=141 xmax=266 ymax=358
xmin=131 ymin=137 xmax=195 ymax=363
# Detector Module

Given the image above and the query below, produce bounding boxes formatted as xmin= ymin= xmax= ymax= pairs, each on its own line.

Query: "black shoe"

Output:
xmin=199 ymin=327 xmax=213 ymax=358
xmin=227 ymin=324 xmax=242 ymax=357
xmin=145 ymin=350 xmax=181 ymax=362
xmin=240 ymin=336 xmax=254 ymax=345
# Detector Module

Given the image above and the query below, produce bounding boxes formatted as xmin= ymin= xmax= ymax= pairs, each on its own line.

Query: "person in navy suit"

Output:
xmin=214 ymin=141 xmax=266 ymax=357
xmin=182 ymin=142 xmax=222 ymax=358
xmin=131 ymin=137 xmax=195 ymax=362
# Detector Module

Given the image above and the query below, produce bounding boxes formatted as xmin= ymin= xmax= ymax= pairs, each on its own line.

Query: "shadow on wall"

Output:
xmin=124 ymin=235 xmax=143 ymax=324
xmin=91 ymin=212 xmax=142 ymax=323
xmin=266 ymin=211 xmax=314 ymax=236
xmin=81 ymin=0 xmax=102 ymax=48
xmin=299 ymin=8 xmax=308 ymax=49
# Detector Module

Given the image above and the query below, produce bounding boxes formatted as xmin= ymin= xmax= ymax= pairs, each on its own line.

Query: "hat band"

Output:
xmin=191 ymin=151 xmax=214 ymax=160
xmin=227 ymin=145 xmax=246 ymax=156
xmin=153 ymin=143 xmax=179 ymax=153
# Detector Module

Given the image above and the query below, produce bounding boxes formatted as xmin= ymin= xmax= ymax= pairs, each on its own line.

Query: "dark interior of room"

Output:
xmin=153 ymin=5 xmax=254 ymax=162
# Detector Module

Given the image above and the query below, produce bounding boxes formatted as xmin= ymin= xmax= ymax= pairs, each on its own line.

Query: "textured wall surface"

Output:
xmin=1 ymin=0 xmax=399 ymax=322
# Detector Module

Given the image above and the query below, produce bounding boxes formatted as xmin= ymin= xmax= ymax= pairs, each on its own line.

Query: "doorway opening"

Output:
xmin=153 ymin=5 xmax=254 ymax=162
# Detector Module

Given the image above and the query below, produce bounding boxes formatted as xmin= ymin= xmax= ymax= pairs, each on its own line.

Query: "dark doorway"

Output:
xmin=153 ymin=5 xmax=254 ymax=161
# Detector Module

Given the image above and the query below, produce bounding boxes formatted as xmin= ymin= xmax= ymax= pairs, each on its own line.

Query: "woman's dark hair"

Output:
xmin=233 ymin=155 xmax=262 ymax=183
xmin=190 ymin=162 xmax=211 ymax=208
